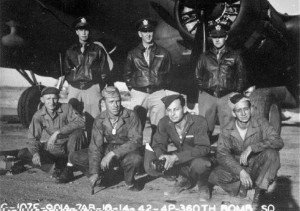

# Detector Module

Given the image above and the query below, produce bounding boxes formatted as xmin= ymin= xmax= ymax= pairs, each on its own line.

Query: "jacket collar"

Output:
xmin=137 ymin=42 xmax=157 ymax=52
xmin=40 ymin=104 xmax=63 ymax=120
xmin=72 ymin=40 xmax=92 ymax=52
xmin=224 ymin=117 xmax=259 ymax=141
xmin=209 ymin=45 xmax=228 ymax=58
xmin=99 ymin=107 xmax=130 ymax=132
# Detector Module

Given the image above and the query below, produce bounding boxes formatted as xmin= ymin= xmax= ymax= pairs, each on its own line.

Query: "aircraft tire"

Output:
xmin=17 ymin=85 xmax=44 ymax=128
xmin=249 ymin=88 xmax=281 ymax=135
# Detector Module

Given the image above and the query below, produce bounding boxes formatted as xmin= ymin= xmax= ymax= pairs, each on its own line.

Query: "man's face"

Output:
xmin=105 ymin=96 xmax=121 ymax=117
xmin=233 ymin=101 xmax=251 ymax=123
xmin=138 ymin=31 xmax=154 ymax=44
xmin=212 ymin=36 xmax=227 ymax=49
xmin=41 ymin=94 xmax=59 ymax=112
xmin=166 ymin=99 xmax=185 ymax=124
xmin=76 ymin=28 xmax=89 ymax=42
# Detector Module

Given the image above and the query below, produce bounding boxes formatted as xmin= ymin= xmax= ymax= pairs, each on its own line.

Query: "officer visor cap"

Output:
xmin=208 ymin=22 xmax=229 ymax=38
xmin=136 ymin=18 xmax=157 ymax=32
xmin=73 ymin=17 xmax=90 ymax=30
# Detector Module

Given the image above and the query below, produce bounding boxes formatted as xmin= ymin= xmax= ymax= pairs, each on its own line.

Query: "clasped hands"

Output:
xmin=157 ymin=154 xmax=179 ymax=171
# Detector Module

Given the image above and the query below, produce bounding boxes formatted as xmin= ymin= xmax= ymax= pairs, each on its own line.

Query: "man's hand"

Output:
xmin=239 ymin=169 xmax=253 ymax=189
xmin=100 ymin=151 xmax=115 ymax=170
xmin=89 ymin=174 xmax=99 ymax=187
xmin=159 ymin=154 xmax=179 ymax=170
xmin=240 ymin=146 xmax=252 ymax=166
xmin=46 ymin=131 xmax=60 ymax=151
xmin=32 ymin=153 xmax=41 ymax=166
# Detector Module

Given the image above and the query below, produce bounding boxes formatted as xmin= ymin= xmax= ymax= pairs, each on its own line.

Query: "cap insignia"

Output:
xmin=215 ymin=25 xmax=221 ymax=31
xmin=143 ymin=19 xmax=148 ymax=26
xmin=81 ymin=18 xmax=87 ymax=24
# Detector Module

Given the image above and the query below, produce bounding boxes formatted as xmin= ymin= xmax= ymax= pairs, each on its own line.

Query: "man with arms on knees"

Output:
xmin=195 ymin=21 xmax=247 ymax=137
xmin=18 ymin=87 xmax=86 ymax=183
xmin=208 ymin=93 xmax=283 ymax=209
xmin=65 ymin=17 xmax=110 ymax=118
xmin=123 ymin=18 xmax=174 ymax=137
xmin=145 ymin=94 xmax=212 ymax=200
xmin=70 ymin=86 xmax=143 ymax=191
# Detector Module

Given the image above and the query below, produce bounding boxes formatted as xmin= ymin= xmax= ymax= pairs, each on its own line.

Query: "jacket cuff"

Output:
xmin=250 ymin=144 xmax=262 ymax=153
xmin=233 ymin=165 xmax=244 ymax=176
xmin=174 ymin=151 xmax=192 ymax=164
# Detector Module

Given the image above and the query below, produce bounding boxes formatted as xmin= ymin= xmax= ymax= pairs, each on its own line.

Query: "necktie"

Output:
xmin=144 ymin=46 xmax=150 ymax=65
xmin=80 ymin=44 xmax=85 ymax=53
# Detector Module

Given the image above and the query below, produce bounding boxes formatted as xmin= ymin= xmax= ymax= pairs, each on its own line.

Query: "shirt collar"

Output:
xmin=99 ymin=107 xmax=130 ymax=120
xmin=138 ymin=42 xmax=157 ymax=52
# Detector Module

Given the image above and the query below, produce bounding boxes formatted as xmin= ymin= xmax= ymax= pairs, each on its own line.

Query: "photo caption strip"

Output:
xmin=0 ymin=203 xmax=276 ymax=211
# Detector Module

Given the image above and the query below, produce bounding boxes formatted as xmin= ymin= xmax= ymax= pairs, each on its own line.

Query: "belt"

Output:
xmin=203 ymin=89 xmax=232 ymax=98
xmin=133 ymin=86 xmax=162 ymax=94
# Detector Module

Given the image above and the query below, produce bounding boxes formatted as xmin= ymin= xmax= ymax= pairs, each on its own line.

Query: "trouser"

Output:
xmin=128 ymin=89 xmax=179 ymax=126
xmin=68 ymin=84 xmax=101 ymax=140
xmin=144 ymin=149 xmax=212 ymax=186
xmin=128 ymin=89 xmax=178 ymax=143
xmin=68 ymin=84 xmax=101 ymax=118
xmin=208 ymin=149 xmax=281 ymax=196
xmin=198 ymin=91 xmax=234 ymax=134
xmin=18 ymin=129 xmax=87 ymax=171
xmin=70 ymin=148 xmax=143 ymax=186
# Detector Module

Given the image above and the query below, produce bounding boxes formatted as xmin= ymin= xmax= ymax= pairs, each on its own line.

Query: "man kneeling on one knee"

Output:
xmin=208 ymin=93 xmax=284 ymax=209
xmin=144 ymin=94 xmax=212 ymax=199
xmin=69 ymin=86 xmax=143 ymax=191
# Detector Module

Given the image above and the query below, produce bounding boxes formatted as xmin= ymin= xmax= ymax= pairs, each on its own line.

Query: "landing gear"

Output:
xmin=249 ymin=87 xmax=296 ymax=135
xmin=17 ymin=85 xmax=44 ymax=127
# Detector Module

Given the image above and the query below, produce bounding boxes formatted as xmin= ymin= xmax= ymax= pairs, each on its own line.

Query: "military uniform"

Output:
xmin=123 ymin=19 xmax=177 ymax=131
xmin=65 ymin=17 xmax=110 ymax=118
xmin=145 ymin=112 xmax=212 ymax=185
xmin=19 ymin=103 xmax=86 ymax=170
xmin=70 ymin=108 xmax=143 ymax=186
xmin=208 ymin=117 xmax=283 ymax=195
xmin=195 ymin=23 xmax=246 ymax=133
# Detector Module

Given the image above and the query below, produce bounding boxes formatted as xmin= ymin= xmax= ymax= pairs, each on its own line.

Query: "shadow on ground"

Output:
xmin=259 ymin=176 xmax=299 ymax=211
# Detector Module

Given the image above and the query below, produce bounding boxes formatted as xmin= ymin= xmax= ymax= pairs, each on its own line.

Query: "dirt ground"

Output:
xmin=0 ymin=87 xmax=299 ymax=211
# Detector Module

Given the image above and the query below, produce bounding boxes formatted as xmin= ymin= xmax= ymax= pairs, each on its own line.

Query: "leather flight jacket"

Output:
xmin=65 ymin=42 xmax=110 ymax=90
xmin=123 ymin=43 xmax=171 ymax=94
xmin=195 ymin=46 xmax=246 ymax=98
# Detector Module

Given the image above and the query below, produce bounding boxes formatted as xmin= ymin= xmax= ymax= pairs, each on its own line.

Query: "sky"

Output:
xmin=0 ymin=68 xmax=58 ymax=87
xmin=269 ymin=0 xmax=300 ymax=15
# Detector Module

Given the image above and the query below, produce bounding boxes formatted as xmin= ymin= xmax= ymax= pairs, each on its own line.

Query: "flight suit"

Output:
xmin=70 ymin=108 xmax=143 ymax=186
xmin=208 ymin=117 xmax=284 ymax=195
xmin=145 ymin=113 xmax=212 ymax=185
xmin=19 ymin=103 xmax=87 ymax=170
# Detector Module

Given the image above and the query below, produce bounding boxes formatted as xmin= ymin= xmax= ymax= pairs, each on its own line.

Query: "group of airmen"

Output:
xmin=17 ymin=16 xmax=284 ymax=209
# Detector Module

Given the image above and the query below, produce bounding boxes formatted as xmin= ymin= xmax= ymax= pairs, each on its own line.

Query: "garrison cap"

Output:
xmin=41 ymin=87 xmax=60 ymax=97
xmin=136 ymin=18 xmax=157 ymax=32
xmin=228 ymin=93 xmax=250 ymax=110
xmin=101 ymin=86 xmax=121 ymax=99
xmin=161 ymin=94 xmax=184 ymax=109
xmin=72 ymin=17 xmax=90 ymax=30
xmin=208 ymin=21 xmax=230 ymax=38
